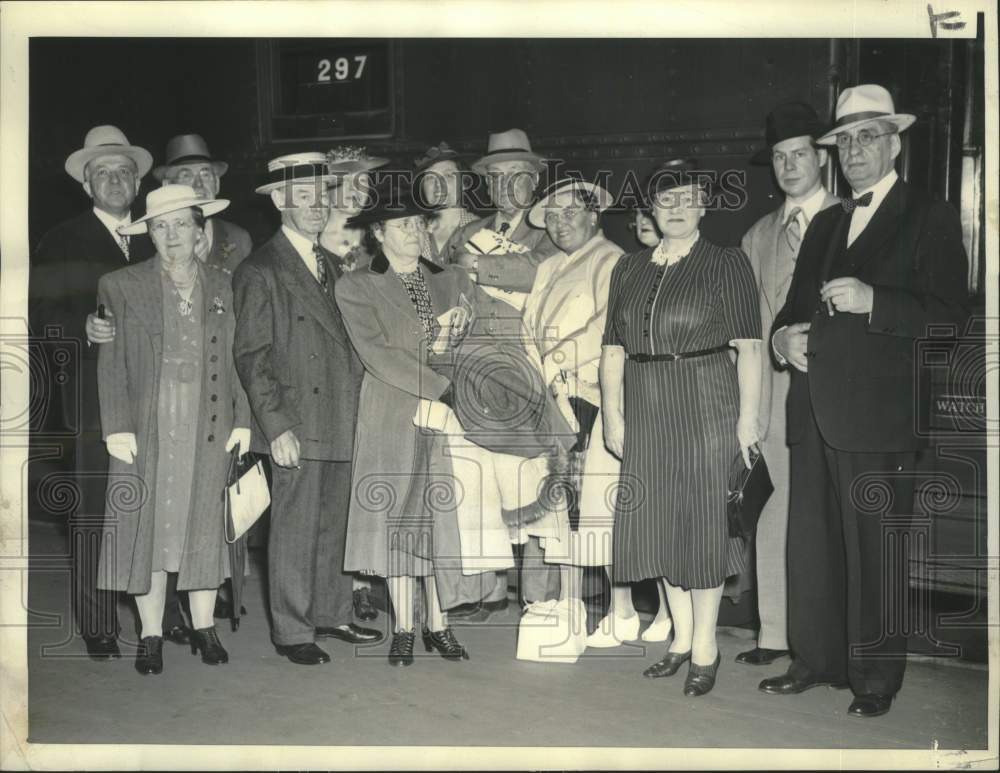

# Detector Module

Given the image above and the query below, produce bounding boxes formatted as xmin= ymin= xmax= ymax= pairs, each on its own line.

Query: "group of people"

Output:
xmin=30 ymin=82 xmax=969 ymax=718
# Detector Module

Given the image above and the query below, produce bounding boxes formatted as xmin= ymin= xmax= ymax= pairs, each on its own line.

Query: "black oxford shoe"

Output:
xmin=83 ymin=635 xmax=121 ymax=661
xmin=388 ymin=631 xmax=415 ymax=667
xmin=315 ymin=623 xmax=383 ymax=644
xmin=643 ymin=650 xmax=691 ymax=678
xmin=848 ymin=693 xmax=894 ymax=718
xmin=275 ymin=642 xmax=331 ymax=665
xmin=735 ymin=647 xmax=789 ymax=666
xmin=759 ymin=672 xmax=849 ymax=695
xmin=449 ymin=598 xmax=508 ymax=623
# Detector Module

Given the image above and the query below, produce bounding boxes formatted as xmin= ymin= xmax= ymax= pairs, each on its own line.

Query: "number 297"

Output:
xmin=317 ymin=55 xmax=367 ymax=82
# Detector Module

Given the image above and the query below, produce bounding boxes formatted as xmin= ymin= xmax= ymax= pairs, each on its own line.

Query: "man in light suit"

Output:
xmin=760 ymin=85 xmax=969 ymax=717
xmin=448 ymin=129 xmax=563 ymax=618
xmin=738 ymin=103 xmax=839 ymax=668
xmin=233 ymin=153 xmax=379 ymax=665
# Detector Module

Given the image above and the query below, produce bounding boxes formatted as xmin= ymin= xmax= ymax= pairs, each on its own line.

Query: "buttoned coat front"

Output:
xmin=96 ymin=258 xmax=250 ymax=594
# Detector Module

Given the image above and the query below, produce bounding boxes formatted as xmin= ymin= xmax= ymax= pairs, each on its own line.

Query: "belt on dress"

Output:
xmin=626 ymin=344 xmax=729 ymax=363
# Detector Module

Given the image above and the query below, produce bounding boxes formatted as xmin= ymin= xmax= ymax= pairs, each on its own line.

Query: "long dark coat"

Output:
xmin=96 ymin=257 xmax=251 ymax=593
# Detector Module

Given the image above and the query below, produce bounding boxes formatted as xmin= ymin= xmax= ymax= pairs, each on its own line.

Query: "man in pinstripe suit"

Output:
xmin=739 ymin=103 xmax=839 ymax=668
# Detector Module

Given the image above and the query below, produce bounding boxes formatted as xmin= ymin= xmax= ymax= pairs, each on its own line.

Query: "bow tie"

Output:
xmin=841 ymin=191 xmax=874 ymax=213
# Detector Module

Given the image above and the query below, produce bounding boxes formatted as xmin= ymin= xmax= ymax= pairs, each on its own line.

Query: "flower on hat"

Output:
xmin=327 ymin=146 xmax=368 ymax=164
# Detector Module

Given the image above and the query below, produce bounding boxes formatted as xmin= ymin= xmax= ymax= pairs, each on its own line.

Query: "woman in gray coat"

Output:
xmin=97 ymin=185 xmax=251 ymax=675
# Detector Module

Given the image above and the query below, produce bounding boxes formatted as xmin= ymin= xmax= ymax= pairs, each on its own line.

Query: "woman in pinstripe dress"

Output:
xmin=599 ymin=161 xmax=762 ymax=696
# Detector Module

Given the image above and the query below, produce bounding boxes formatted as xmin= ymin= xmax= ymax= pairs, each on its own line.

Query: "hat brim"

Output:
xmin=347 ymin=202 xmax=442 ymax=229
xmin=471 ymin=152 xmax=547 ymax=176
xmin=326 ymin=158 xmax=390 ymax=175
xmin=152 ymin=160 xmax=229 ymax=182
xmin=65 ymin=146 xmax=154 ymax=183
xmin=119 ymin=198 xmax=230 ymax=234
xmin=255 ymin=174 xmax=341 ymax=195
xmin=527 ymin=183 xmax=613 ymax=229
xmin=816 ymin=114 xmax=916 ymax=145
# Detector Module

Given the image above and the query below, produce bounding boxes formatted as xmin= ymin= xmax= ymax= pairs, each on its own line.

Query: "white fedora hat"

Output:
xmin=527 ymin=178 xmax=613 ymax=229
xmin=471 ymin=128 xmax=547 ymax=176
xmin=255 ymin=152 xmax=340 ymax=194
xmin=816 ymin=84 xmax=916 ymax=145
xmin=118 ymin=184 xmax=229 ymax=235
xmin=64 ymin=125 xmax=153 ymax=183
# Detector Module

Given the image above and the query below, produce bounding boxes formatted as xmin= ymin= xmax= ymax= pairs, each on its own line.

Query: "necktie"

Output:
xmin=784 ymin=207 xmax=802 ymax=254
xmin=313 ymin=245 xmax=329 ymax=292
xmin=497 ymin=221 xmax=511 ymax=236
xmin=841 ymin=191 xmax=874 ymax=213
xmin=118 ymin=233 xmax=130 ymax=261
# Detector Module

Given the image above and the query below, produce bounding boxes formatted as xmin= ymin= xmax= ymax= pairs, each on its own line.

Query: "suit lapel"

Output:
xmin=272 ymin=232 xmax=349 ymax=347
xmin=842 ymin=179 xmax=906 ymax=273
xmin=86 ymin=210 xmax=132 ymax=268
xmin=818 ymin=206 xmax=852 ymax=285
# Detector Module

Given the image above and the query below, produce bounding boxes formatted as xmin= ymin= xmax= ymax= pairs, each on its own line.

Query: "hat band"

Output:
xmin=833 ymin=110 xmax=892 ymax=129
xmin=483 ymin=147 xmax=538 ymax=157
xmin=263 ymin=164 xmax=327 ymax=186
xmin=167 ymin=154 xmax=215 ymax=166
xmin=96 ymin=142 xmax=128 ymax=148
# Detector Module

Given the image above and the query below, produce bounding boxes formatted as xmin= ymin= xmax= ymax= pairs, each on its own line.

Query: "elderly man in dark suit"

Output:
xmin=738 ymin=103 xmax=840 ymax=668
xmin=233 ymin=153 xmax=379 ymax=665
xmin=760 ymin=85 xmax=970 ymax=717
xmin=30 ymin=125 xmax=190 ymax=658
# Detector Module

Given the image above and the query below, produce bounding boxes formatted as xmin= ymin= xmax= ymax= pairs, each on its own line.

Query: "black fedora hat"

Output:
xmin=750 ymin=102 xmax=826 ymax=165
xmin=347 ymin=180 xmax=442 ymax=228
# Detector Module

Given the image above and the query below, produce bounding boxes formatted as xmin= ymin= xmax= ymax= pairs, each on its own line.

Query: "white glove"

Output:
xmin=225 ymin=428 xmax=252 ymax=457
xmin=106 ymin=433 xmax=137 ymax=464
xmin=413 ymin=400 xmax=463 ymax=435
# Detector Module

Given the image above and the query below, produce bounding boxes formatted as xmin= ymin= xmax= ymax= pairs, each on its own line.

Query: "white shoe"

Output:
xmin=641 ymin=618 xmax=673 ymax=642
xmin=585 ymin=613 xmax=641 ymax=648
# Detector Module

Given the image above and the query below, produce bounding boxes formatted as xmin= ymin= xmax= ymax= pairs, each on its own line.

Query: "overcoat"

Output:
xmin=96 ymin=258 xmax=251 ymax=593
xmin=204 ymin=217 xmax=253 ymax=274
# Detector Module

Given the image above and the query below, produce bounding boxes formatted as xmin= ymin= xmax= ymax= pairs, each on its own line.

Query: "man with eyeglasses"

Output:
xmin=30 ymin=125 xmax=164 ymax=660
xmin=762 ymin=85 xmax=969 ymax=718
xmin=737 ymin=103 xmax=840 ymax=671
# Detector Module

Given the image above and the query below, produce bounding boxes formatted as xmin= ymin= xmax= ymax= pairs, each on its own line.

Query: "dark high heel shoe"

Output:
xmin=643 ymin=650 xmax=690 ymax=678
xmin=422 ymin=627 xmax=469 ymax=661
xmin=135 ymin=635 xmax=164 ymax=675
xmin=388 ymin=630 xmax=415 ymax=667
xmin=683 ymin=653 xmax=721 ymax=696
xmin=189 ymin=626 xmax=229 ymax=665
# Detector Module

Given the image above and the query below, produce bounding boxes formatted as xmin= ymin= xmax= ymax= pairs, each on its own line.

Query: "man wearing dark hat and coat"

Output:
xmin=29 ymin=125 xmax=192 ymax=659
xmin=760 ymin=85 xmax=970 ymax=717
xmin=737 ymin=103 xmax=840 ymax=669
xmin=233 ymin=154 xmax=379 ymax=665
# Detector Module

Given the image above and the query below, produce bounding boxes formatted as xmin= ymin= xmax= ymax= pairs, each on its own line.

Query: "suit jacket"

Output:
xmin=96 ymin=258 xmax=250 ymax=593
xmin=204 ymin=217 xmax=253 ymax=274
xmin=232 ymin=229 xmax=364 ymax=461
xmin=742 ymin=190 xmax=839 ymax=440
xmin=30 ymin=209 xmax=155 ymax=434
xmin=772 ymin=178 xmax=969 ymax=452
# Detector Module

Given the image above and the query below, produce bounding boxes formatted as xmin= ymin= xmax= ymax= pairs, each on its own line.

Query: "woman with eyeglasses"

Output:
xmin=96 ymin=185 xmax=252 ymax=675
xmin=333 ymin=185 xmax=487 ymax=667
xmin=600 ymin=159 xmax=761 ymax=696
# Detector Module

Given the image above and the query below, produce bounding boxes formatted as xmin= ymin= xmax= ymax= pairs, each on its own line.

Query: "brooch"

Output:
xmin=209 ymin=296 xmax=226 ymax=314
xmin=220 ymin=241 xmax=236 ymax=260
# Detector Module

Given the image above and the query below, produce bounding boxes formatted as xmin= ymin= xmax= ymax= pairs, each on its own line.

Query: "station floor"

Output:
xmin=24 ymin=518 xmax=989 ymax=752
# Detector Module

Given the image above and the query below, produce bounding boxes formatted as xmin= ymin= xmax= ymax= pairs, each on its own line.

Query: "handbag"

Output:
xmin=726 ymin=446 xmax=774 ymax=540
xmin=224 ymin=446 xmax=271 ymax=543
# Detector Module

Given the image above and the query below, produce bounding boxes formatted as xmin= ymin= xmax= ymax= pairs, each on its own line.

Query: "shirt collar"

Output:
xmin=652 ymin=230 xmax=700 ymax=266
xmin=93 ymin=207 xmax=131 ymax=237
xmin=852 ymin=169 xmax=898 ymax=211
xmin=782 ymin=185 xmax=829 ymax=226
xmin=494 ymin=209 xmax=524 ymax=233
xmin=281 ymin=224 xmax=318 ymax=263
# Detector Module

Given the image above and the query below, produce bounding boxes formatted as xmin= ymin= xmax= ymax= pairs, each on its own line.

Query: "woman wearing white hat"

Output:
xmin=96 ymin=185 xmax=252 ymax=676
xmin=521 ymin=179 xmax=641 ymax=654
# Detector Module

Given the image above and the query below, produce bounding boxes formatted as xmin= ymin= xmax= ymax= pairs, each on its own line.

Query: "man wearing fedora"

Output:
xmin=233 ymin=153 xmax=379 ymax=665
xmin=760 ymin=85 xmax=969 ymax=717
xmin=30 ymin=125 xmax=190 ymax=659
xmin=737 ymin=103 xmax=840 ymax=669
xmin=447 ymin=128 xmax=563 ymax=619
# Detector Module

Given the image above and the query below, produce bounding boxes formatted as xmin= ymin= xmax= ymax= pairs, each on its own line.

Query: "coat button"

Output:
xmin=211 ymin=374 xmax=218 ymax=381
xmin=211 ymin=414 xmax=217 ymax=421
xmin=298 ymin=315 xmax=305 ymax=321
xmin=211 ymin=335 xmax=218 ymax=343
xmin=313 ymin=387 xmax=319 ymax=394
xmin=208 ymin=434 xmax=215 ymax=442
xmin=211 ymin=394 xmax=218 ymax=401
xmin=210 ymin=354 xmax=218 ymax=362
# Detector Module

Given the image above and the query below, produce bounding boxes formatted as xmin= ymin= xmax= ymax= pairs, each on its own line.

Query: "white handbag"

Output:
xmin=224 ymin=447 xmax=270 ymax=543
xmin=515 ymin=598 xmax=588 ymax=664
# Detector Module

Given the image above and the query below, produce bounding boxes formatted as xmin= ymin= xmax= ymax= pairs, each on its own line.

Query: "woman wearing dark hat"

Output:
xmin=413 ymin=142 xmax=480 ymax=265
xmin=600 ymin=159 xmax=762 ymax=696
xmin=333 ymin=187 xmax=486 ymax=666
xmin=96 ymin=185 xmax=252 ymax=675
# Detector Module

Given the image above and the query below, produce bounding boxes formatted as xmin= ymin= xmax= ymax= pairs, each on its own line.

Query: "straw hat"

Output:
xmin=118 ymin=185 xmax=229 ymax=235
xmin=527 ymin=178 xmax=613 ymax=228
xmin=255 ymin=152 xmax=340 ymax=194
xmin=815 ymin=84 xmax=916 ymax=146
xmin=64 ymin=125 xmax=153 ymax=183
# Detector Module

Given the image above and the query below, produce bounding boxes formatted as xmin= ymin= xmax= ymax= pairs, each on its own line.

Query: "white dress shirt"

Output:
xmin=782 ymin=184 xmax=830 ymax=232
xmin=93 ymin=207 xmax=132 ymax=258
xmin=281 ymin=224 xmax=320 ymax=281
xmin=847 ymin=169 xmax=898 ymax=247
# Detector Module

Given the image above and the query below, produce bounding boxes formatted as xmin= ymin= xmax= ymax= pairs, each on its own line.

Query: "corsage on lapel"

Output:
xmin=219 ymin=241 xmax=236 ymax=262
xmin=210 ymin=296 xmax=227 ymax=314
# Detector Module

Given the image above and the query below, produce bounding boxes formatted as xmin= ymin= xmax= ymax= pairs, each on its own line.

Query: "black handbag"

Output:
xmin=726 ymin=446 xmax=774 ymax=539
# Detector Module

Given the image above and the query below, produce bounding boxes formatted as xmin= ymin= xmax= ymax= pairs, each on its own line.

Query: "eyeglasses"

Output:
xmin=385 ymin=219 xmax=425 ymax=233
xmin=149 ymin=218 xmax=196 ymax=235
xmin=171 ymin=168 xmax=217 ymax=184
xmin=90 ymin=166 xmax=136 ymax=181
xmin=835 ymin=128 xmax=897 ymax=150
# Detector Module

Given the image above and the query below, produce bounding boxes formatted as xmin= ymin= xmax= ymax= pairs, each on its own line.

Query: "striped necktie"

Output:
xmin=784 ymin=207 xmax=803 ymax=255
xmin=118 ymin=233 xmax=130 ymax=261
xmin=313 ymin=244 xmax=329 ymax=292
